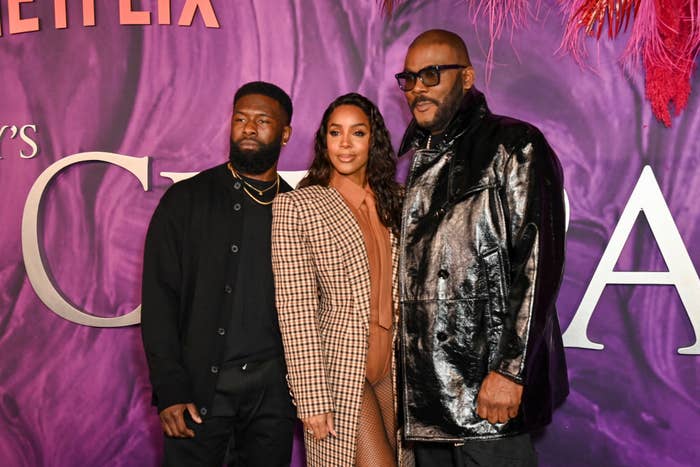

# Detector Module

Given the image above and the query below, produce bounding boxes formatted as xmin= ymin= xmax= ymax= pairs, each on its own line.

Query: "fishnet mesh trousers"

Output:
xmin=356 ymin=372 xmax=397 ymax=467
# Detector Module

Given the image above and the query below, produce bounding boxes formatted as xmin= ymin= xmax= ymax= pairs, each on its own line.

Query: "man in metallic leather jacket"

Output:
xmin=395 ymin=30 xmax=568 ymax=466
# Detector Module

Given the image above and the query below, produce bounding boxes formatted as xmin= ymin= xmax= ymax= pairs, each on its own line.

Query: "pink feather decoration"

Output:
xmin=637 ymin=0 xmax=699 ymax=125
xmin=561 ymin=0 xmax=640 ymax=63
xmin=467 ymin=0 xmax=532 ymax=81
xmin=562 ymin=0 xmax=700 ymax=126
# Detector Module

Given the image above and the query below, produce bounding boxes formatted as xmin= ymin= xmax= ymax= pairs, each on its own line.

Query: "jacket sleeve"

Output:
xmin=271 ymin=194 xmax=334 ymax=419
xmin=141 ymin=189 xmax=192 ymax=412
xmin=494 ymin=127 xmax=566 ymax=383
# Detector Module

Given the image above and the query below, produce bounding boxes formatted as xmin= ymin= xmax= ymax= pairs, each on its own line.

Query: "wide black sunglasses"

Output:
xmin=395 ymin=64 xmax=467 ymax=91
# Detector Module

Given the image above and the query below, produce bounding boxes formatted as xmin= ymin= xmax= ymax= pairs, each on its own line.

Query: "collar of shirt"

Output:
xmin=330 ymin=172 xmax=374 ymax=211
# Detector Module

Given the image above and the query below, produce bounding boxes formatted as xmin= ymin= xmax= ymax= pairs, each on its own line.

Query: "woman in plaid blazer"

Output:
xmin=271 ymin=94 xmax=404 ymax=467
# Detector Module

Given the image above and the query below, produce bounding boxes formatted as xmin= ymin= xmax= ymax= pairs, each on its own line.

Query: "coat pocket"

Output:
xmin=480 ymin=247 xmax=508 ymax=367
xmin=480 ymin=247 xmax=507 ymax=322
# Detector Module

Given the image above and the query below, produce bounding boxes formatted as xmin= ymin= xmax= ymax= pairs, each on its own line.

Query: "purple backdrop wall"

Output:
xmin=1 ymin=1 xmax=698 ymax=466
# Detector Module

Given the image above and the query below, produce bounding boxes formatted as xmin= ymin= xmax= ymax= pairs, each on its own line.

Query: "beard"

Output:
xmin=413 ymin=77 xmax=464 ymax=133
xmin=228 ymin=138 xmax=282 ymax=175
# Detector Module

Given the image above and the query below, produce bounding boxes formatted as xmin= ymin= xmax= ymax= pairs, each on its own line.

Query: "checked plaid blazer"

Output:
xmin=271 ymin=185 xmax=400 ymax=467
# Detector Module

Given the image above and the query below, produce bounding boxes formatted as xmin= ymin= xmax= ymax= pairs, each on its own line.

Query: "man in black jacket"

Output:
xmin=141 ymin=81 xmax=296 ymax=466
xmin=395 ymin=30 xmax=568 ymax=466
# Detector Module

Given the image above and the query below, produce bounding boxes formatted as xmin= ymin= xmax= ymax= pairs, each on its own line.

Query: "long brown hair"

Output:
xmin=299 ymin=93 xmax=403 ymax=235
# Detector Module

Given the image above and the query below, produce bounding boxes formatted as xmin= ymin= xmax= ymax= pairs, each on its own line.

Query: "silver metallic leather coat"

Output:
xmin=399 ymin=88 xmax=568 ymax=441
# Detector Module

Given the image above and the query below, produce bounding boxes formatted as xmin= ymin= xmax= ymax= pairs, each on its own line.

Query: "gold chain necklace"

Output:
xmin=227 ymin=163 xmax=279 ymax=206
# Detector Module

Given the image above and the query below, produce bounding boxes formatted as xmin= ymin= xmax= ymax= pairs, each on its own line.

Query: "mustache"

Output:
xmin=411 ymin=96 xmax=439 ymax=110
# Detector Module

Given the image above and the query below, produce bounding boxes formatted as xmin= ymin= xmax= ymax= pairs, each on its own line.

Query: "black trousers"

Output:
xmin=164 ymin=357 xmax=295 ymax=467
xmin=414 ymin=434 xmax=537 ymax=467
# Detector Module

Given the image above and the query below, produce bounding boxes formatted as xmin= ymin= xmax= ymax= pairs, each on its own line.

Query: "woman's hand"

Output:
xmin=303 ymin=412 xmax=337 ymax=440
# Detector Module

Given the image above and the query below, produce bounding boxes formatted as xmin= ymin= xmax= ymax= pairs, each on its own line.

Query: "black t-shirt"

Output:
xmin=223 ymin=175 xmax=283 ymax=364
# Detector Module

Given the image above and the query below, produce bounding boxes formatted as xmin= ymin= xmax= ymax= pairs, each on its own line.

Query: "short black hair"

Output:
xmin=234 ymin=81 xmax=293 ymax=124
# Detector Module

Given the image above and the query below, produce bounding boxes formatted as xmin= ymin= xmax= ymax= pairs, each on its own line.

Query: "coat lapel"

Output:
xmin=322 ymin=188 xmax=372 ymax=332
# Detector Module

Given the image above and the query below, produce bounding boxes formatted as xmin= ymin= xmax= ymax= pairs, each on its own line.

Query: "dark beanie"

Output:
xmin=234 ymin=81 xmax=293 ymax=123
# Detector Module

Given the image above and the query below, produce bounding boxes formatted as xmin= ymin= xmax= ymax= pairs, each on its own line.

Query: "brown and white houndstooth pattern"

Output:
xmin=271 ymin=185 xmax=400 ymax=467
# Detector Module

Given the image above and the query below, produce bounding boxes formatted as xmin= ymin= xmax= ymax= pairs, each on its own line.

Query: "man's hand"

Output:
xmin=302 ymin=412 xmax=337 ymax=441
xmin=476 ymin=371 xmax=523 ymax=424
xmin=159 ymin=403 xmax=202 ymax=438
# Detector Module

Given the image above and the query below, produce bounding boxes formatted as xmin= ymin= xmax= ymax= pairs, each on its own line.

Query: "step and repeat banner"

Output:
xmin=1 ymin=1 xmax=698 ymax=466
